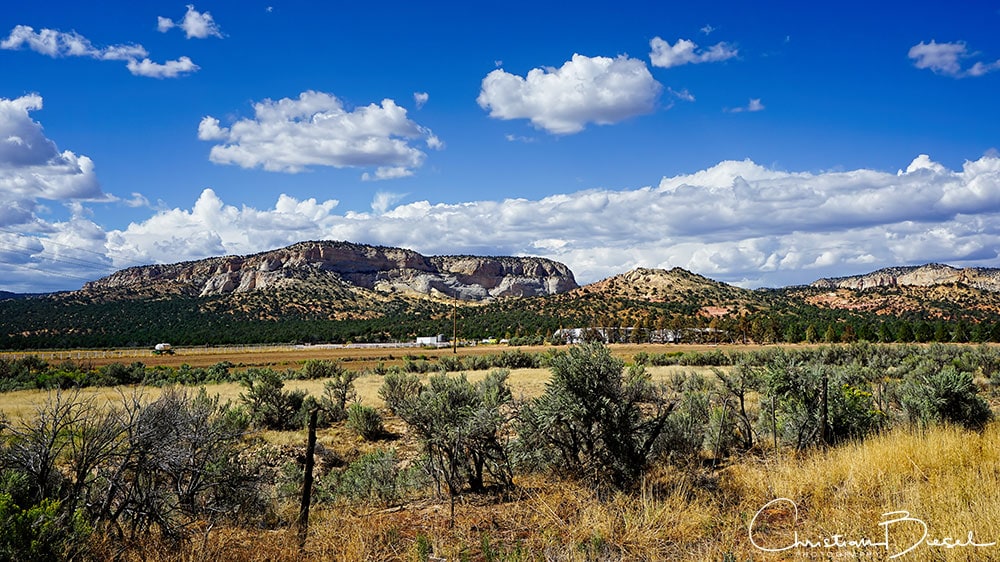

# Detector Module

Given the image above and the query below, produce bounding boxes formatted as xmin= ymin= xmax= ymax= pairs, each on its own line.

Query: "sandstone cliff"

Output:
xmin=811 ymin=263 xmax=1000 ymax=292
xmin=82 ymin=240 xmax=578 ymax=301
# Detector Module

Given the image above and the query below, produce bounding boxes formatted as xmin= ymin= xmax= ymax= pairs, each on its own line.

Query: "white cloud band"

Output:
xmin=8 ymin=151 xmax=1000 ymax=293
xmin=97 ymin=153 xmax=1000 ymax=289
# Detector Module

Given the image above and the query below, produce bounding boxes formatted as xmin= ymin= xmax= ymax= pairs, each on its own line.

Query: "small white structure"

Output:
xmin=415 ymin=334 xmax=446 ymax=346
xmin=154 ymin=343 xmax=172 ymax=352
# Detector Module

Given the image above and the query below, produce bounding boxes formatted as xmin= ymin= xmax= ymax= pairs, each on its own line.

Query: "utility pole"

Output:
xmin=452 ymin=296 xmax=458 ymax=354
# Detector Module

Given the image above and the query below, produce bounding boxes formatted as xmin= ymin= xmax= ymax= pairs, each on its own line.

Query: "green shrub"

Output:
xmin=900 ymin=365 xmax=992 ymax=429
xmin=489 ymin=350 xmax=539 ymax=369
xmin=395 ymin=370 xmax=514 ymax=495
xmin=464 ymin=354 xmax=490 ymax=371
xmin=239 ymin=368 xmax=307 ymax=430
xmin=656 ymin=373 xmax=711 ymax=459
xmin=315 ymin=362 xmax=357 ymax=423
xmin=516 ymin=343 xmax=674 ymax=491
xmin=827 ymin=379 xmax=885 ymax=441
xmin=438 ymin=354 xmax=464 ymax=373
xmin=97 ymin=362 xmax=146 ymax=386
xmin=0 ymin=388 xmax=262 ymax=550
xmin=346 ymin=403 xmax=384 ymax=440
xmin=379 ymin=372 xmax=422 ymax=415
xmin=0 ymin=495 xmax=90 ymax=562
xmin=322 ymin=448 xmax=426 ymax=506
xmin=403 ymin=358 xmax=433 ymax=374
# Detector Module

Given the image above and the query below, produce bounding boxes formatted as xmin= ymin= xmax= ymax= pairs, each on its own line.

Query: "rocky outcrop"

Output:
xmin=83 ymin=241 xmax=578 ymax=301
xmin=811 ymin=263 xmax=1000 ymax=292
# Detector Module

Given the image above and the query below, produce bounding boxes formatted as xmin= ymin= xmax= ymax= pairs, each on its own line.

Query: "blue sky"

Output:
xmin=2 ymin=1 xmax=1000 ymax=293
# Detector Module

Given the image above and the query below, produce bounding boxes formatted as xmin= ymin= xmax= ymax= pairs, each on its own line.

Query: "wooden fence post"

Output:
xmin=297 ymin=408 xmax=318 ymax=550
xmin=771 ymin=395 xmax=778 ymax=452
xmin=820 ymin=371 xmax=828 ymax=449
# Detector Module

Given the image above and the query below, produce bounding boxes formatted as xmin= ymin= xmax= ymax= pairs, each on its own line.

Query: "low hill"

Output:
xmin=811 ymin=263 xmax=1000 ymax=292
xmin=788 ymin=280 xmax=1000 ymax=319
xmin=571 ymin=267 xmax=755 ymax=306
xmin=521 ymin=267 xmax=765 ymax=321
xmin=83 ymin=240 xmax=578 ymax=302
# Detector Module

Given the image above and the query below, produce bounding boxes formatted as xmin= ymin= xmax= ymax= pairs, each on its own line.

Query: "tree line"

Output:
xmin=6 ymin=283 xmax=1000 ymax=349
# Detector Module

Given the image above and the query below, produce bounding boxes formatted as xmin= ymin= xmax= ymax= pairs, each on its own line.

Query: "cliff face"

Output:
xmin=811 ymin=263 xmax=1000 ymax=292
xmin=83 ymin=241 xmax=579 ymax=301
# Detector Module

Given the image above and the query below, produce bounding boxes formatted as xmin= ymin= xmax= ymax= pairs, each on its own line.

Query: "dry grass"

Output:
xmin=84 ymin=422 xmax=1000 ymax=561
xmin=717 ymin=424 xmax=1000 ymax=561
xmin=0 ymin=365 xmax=707 ymax=425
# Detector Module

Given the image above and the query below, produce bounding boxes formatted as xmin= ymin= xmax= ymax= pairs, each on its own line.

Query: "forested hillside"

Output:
xmin=6 ymin=257 xmax=1000 ymax=349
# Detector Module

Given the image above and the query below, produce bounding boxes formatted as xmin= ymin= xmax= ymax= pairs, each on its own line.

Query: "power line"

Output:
xmin=0 ymin=237 xmax=116 ymax=273
xmin=0 ymin=226 xmax=116 ymax=264
xmin=3 ymin=261 xmax=99 ymax=283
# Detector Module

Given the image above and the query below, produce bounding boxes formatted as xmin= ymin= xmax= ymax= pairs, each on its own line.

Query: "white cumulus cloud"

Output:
xmin=199 ymin=90 xmax=441 ymax=177
xmin=197 ymin=116 xmax=227 ymax=140
xmin=105 ymin=189 xmax=341 ymax=266
xmin=0 ymin=94 xmax=104 ymax=226
xmin=0 ymin=95 xmax=140 ymax=291
xmin=127 ymin=56 xmax=199 ymax=78
xmin=909 ymin=40 xmax=1000 ymax=78
xmin=362 ymin=167 xmax=413 ymax=182
xmin=728 ymin=98 xmax=765 ymax=113
xmin=1 ymin=24 xmax=197 ymax=78
xmin=0 ymin=25 xmax=147 ymax=60
xmin=477 ymin=53 xmax=662 ymax=134
xmin=649 ymin=37 xmax=738 ymax=68
xmin=158 ymin=5 xmax=223 ymax=39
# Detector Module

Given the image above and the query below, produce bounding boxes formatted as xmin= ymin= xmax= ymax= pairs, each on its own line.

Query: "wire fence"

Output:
xmin=0 ymin=344 xmax=298 ymax=362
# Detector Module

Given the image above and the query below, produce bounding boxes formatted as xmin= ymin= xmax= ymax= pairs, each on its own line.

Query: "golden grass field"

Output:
xmin=0 ymin=341 xmax=722 ymax=422
xmin=0 ymin=364 xmax=700 ymax=423
xmin=88 ymin=423 xmax=1000 ymax=561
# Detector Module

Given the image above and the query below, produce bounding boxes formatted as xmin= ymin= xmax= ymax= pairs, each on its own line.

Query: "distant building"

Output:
xmin=416 ymin=334 xmax=447 ymax=346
